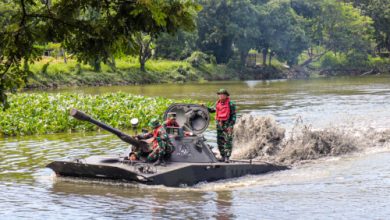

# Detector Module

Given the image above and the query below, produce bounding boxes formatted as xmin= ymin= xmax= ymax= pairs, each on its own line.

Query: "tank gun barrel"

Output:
xmin=70 ymin=109 xmax=148 ymax=150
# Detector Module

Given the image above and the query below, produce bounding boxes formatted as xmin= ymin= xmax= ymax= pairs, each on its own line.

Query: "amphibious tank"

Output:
xmin=47 ymin=104 xmax=288 ymax=187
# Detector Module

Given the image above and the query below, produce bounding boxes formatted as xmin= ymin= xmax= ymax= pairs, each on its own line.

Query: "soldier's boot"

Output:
xmin=153 ymin=159 xmax=161 ymax=166
xmin=160 ymin=158 xmax=166 ymax=166
xmin=153 ymin=158 xmax=166 ymax=166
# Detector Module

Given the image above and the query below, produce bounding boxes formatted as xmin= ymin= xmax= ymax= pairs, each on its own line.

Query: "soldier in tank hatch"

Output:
xmin=163 ymin=112 xmax=183 ymax=136
xmin=207 ymin=88 xmax=236 ymax=163
xmin=163 ymin=112 xmax=180 ymax=128
xmin=128 ymin=152 xmax=138 ymax=161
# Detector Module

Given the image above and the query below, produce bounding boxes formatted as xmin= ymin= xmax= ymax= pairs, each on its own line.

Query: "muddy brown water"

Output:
xmin=2 ymin=76 xmax=390 ymax=219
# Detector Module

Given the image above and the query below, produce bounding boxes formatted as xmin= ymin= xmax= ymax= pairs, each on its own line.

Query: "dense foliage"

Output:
xmin=156 ymin=0 xmax=387 ymax=71
xmin=0 ymin=92 xmax=198 ymax=136
xmin=345 ymin=0 xmax=390 ymax=53
xmin=0 ymin=0 xmax=200 ymax=109
xmin=1 ymin=0 xmax=390 ymax=110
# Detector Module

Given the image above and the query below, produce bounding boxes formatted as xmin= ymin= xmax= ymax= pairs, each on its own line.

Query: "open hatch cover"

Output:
xmin=163 ymin=104 xmax=210 ymax=135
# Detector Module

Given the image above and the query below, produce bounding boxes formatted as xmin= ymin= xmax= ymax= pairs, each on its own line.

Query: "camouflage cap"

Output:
xmin=217 ymin=88 xmax=230 ymax=96
xmin=148 ymin=118 xmax=160 ymax=128
xmin=167 ymin=112 xmax=177 ymax=119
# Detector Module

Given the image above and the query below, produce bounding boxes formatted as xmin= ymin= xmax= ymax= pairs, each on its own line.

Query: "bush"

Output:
xmin=41 ymin=62 xmax=50 ymax=75
xmin=320 ymin=52 xmax=345 ymax=69
xmin=345 ymin=51 xmax=370 ymax=69
xmin=227 ymin=56 xmax=242 ymax=70
xmin=368 ymin=56 xmax=390 ymax=72
xmin=74 ymin=63 xmax=82 ymax=75
xmin=169 ymin=66 xmax=200 ymax=82
xmin=186 ymin=51 xmax=216 ymax=67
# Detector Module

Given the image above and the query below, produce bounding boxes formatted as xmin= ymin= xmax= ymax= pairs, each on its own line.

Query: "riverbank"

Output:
xmin=25 ymin=56 xmax=286 ymax=89
xmin=0 ymin=93 xmax=199 ymax=137
xmin=25 ymin=55 xmax=390 ymax=90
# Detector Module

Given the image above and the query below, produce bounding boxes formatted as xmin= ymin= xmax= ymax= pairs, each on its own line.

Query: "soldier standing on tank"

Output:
xmin=137 ymin=118 xmax=174 ymax=166
xmin=163 ymin=112 xmax=180 ymax=128
xmin=207 ymin=89 xmax=236 ymax=162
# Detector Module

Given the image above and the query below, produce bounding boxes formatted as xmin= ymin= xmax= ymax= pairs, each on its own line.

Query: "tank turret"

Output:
xmin=163 ymin=104 xmax=218 ymax=163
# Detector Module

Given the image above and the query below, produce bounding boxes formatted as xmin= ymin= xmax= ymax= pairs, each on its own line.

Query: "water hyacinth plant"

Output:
xmin=0 ymin=93 xmax=198 ymax=136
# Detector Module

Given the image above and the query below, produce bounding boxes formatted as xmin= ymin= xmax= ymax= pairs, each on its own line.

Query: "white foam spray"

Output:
xmin=231 ymin=114 xmax=390 ymax=166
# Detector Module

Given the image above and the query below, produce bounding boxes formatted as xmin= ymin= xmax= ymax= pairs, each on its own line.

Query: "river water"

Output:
xmin=1 ymin=76 xmax=390 ymax=219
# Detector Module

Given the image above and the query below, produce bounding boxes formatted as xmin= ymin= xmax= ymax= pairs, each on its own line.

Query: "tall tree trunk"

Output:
xmin=240 ymin=51 xmax=248 ymax=68
xmin=214 ymin=36 xmax=234 ymax=64
xmin=268 ymin=51 xmax=273 ymax=66
xmin=140 ymin=61 xmax=145 ymax=72
xmin=139 ymin=51 xmax=145 ymax=72
xmin=61 ymin=48 xmax=67 ymax=64
xmin=93 ymin=57 xmax=101 ymax=72
xmin=262 ymin=48 xmax=267 ymax=66
xmin=308 ymin=47 xmax=313 ymax=58
xmin=136 ymin=34 xmax=152 ymax=72
xmin=23 ymin=59 xmax=29 ymax=72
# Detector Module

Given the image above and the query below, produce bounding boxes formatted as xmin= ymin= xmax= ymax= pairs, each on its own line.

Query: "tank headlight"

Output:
xmin=131 ymin=118 xmax=139 ymax=128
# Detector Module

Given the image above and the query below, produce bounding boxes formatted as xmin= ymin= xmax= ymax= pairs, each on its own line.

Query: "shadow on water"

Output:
xmin=48 ymin=178 xmax=237 ymax=219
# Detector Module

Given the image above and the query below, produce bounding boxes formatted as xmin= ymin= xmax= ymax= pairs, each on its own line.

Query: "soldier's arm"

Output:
xmin=137 ymin=132 xmax=153 ymax=139
xmin=207 ymin=107 xmax=216 ymax=113
xmin=158 ymin=129 xmax=169 ymax=141
xmin=229 ymin=101 xmax=237 ymax=128
xmin=205 ymin=102 xmax=216 ymax=113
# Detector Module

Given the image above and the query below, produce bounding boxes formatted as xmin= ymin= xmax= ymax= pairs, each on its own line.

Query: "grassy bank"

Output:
xmin=26 ymin=51 xmax=388 ymax=89
xmin=297 ymin=50 xmax=390 ymax=77
xmin=0 ymin=93 xmax=198 ymax=137
xmin=25 ymin=55 xmax=287 ymax=89
xmin=26 ymin=56 xmax=237 ymax=89
xmin=26 ymin=57 xmax=199 ymax=89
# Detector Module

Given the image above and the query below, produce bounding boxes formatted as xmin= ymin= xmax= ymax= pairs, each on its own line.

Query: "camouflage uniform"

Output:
xmin=209 ymin=93 xmax=237 ymax=158
xmin=163 ymin=118 xmax=180 ymax=128
xmin=138 ymin=125 xmax=175 ymax=162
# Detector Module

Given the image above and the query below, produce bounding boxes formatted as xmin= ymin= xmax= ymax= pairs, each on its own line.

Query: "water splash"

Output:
xmin=231 ymin=114 xmax=285 ymax=160
xmin=278 ymin=125 xmax=358 ymax=164
xmin=231 ymin=114 xmax=390 ymax=165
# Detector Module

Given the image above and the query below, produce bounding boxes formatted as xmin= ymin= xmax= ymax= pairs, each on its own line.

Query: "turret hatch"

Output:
xmin=163 ymin=104 xmax=210 ymax=135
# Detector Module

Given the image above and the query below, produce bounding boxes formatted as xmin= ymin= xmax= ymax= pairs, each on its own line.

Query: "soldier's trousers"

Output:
xmin=146 ymin=142 xmax=174 ymax=162
xmin=216 ymin=121 xmax=233 ymax=158
xmin=147 ymin=145 xmax=164 ymax=162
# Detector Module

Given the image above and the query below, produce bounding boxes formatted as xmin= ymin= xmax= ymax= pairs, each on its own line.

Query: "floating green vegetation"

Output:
xmin=0 ymin=93 xmax=198 ymax=137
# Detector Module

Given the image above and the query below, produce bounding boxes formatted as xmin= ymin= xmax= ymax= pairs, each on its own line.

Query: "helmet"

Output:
xmin=217 ymin=88 xmax=230 ymax=96
xmin=148 ymin=118 xmax=160 ymax=128
xmin=167 ymin=112 xmax=177 ymax=119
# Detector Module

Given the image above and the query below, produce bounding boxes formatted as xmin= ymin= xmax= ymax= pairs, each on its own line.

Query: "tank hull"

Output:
xmin=47 ymin=156 xmax=288 ymax=187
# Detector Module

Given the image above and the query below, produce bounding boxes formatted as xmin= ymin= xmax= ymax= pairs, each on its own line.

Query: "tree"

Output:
xmin=231 ymin=0 xmax=261 ymax=67
xmin=317 ymin=1 xmax=373 ymax=54
xmin=197 ymin=0 xmax=234 ymax=64
xmin=0 ymin=0 xmax=44 ymax=109
xmin=197 ymin=0 xmax=260 ymax=64
xmin=257 ymin=0 xmax=309 ymax=66
xmin=345 ymin=0 xmax=390 ymax=54
xmin=0 ymin=0 xmax=200 ymax=109
xmin=133 ymin=32 xmax=154 ymax=72
xmin=154 ymin=30 xmax=198 ymax=60
xmin=291 ymin=0 xmax=374 ymax=68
